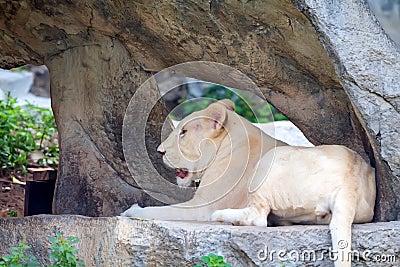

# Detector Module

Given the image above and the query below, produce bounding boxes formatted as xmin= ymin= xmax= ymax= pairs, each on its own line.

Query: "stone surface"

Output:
xmin=296 ymin=0 xmax=400 ymax=221
xmin=0 ymin=216 xmax=399 ymax=266
xmin=0 ymin=0 xmax=399 ymax=220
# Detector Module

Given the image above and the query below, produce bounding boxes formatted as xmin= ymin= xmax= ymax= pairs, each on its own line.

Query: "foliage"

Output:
xmin=0 ymin=237 xmax=40 ymax=267
xmin=170 ymin=84 xmax=287 ymax=123
xmin=194 ymin=253 xmax=231 ymax=267
xmin=7 ymin=209 xmax=18 ymax=218
xmin=0 ymin=92 xmax=58 ymax=174
xmin=49 ymin=232 xmax=84 ymax=267
xmin=28 ymin=105 xmax=59 ymax=167
xmin=0 ymin=233 xmax=84 ymax=267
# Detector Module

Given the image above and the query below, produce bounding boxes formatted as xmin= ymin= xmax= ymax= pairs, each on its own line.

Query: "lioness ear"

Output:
xmin=218 ymin=99 xmax=235 ymax=111
xmin=205 ymin=102 xmax=227 ymax=136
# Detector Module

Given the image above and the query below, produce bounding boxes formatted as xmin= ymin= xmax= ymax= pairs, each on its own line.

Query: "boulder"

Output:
xmin=0 ymin=216 xmax=399 ymax=266
xmin=0 ymin=0 xmax=399 ymax=220
xmin=256 ymin=121 xmax=314 ymax=147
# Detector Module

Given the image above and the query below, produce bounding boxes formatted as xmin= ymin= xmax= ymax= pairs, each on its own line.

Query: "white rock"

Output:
xmin=0 ymin=69 xmax=51 ymax=108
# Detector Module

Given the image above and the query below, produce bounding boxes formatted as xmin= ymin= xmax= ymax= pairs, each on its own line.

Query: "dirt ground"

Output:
xmin=0 ymin=171 xmax=27 ymax=218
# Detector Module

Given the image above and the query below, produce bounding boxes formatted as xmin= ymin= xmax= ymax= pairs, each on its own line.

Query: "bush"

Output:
xmin=0 ymin=92 xmax=58 ymax=174
xmin=171 ymin=84 xmax=287 ymax=123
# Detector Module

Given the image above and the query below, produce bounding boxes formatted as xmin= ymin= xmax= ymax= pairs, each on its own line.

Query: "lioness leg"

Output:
xmin=121 ymin=203 xmax=215 ymax=221
xmin=329 ymin=190 xmax=356 ymax=267
xmin=210 ymin=195 xmax=270 ymax=226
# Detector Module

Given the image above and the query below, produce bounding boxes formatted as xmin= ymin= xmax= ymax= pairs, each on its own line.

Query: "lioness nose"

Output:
xmin=157 ymin=150 xmax=166 ymax=157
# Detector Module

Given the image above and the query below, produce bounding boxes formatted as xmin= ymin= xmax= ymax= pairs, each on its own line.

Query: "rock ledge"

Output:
xmin=0 ymin=215 xmax=398 ymax=266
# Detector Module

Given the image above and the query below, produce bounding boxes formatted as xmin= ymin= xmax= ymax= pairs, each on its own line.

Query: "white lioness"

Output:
xmin=122 ymin=99 xmax=376 ymax=267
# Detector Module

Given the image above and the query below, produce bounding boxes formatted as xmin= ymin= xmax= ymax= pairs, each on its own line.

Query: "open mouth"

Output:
xmin=176 ymin=168 xmax=189 ymax=178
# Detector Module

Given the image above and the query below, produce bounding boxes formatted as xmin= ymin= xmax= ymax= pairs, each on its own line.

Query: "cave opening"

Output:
xmin=0 ymin=65 xmax=57 ymax=218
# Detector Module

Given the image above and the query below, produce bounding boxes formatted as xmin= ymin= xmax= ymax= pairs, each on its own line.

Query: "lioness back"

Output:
xmin=250 ymin=145 xmax=375 ymax=225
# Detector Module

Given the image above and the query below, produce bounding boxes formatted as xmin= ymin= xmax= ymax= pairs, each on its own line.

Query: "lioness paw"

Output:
xmin=210 ymin=209 xmax=239 ymax=224
xmin=211 ymin=208 xmax=268 ymax=227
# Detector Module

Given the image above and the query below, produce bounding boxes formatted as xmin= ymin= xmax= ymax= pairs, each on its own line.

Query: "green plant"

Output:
xmin=194 ymin=253 xmax=231 ymax=267
xmin=48 ymin=232 xmax=84 ymax=267
xmin=171 ymin=84 xmax=287 ymax=123
xmin=27 ymin=104 xmax=59 ymax=167
xmin=0 ymin=233 xmax=84 ymax=267
xmin=0 ymin=236 xmax=40 ymax=267
xmin=0 ymin=92 xmax=58 ymax=174
xmin=7 ymin=209 xmax=18 ymax=218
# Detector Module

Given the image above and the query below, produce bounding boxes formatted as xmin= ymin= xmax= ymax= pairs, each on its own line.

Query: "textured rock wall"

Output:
xmin=0 ymin=0 xmax=399 ymax=220
xmin=0 ymin=216 xmax=399 ymax=266
xmin=296 ymin=0 xmax=400 ymax=221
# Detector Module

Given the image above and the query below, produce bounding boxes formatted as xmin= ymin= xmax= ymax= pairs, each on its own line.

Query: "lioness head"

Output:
xmin=157 ymin=99 xmax=235 ymax=186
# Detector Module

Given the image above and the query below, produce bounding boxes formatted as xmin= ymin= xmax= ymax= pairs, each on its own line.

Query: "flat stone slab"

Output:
xmin=0 ymin=215 xmax=398 ymax=266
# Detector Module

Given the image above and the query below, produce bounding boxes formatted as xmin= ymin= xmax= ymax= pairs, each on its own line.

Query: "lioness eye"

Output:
xmin=180 ymin=129 xmax=187 ymax=137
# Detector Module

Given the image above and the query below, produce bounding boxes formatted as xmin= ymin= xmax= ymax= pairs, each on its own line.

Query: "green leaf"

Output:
xmin=200 ymin=256 xmax=210 ymax=264
xmin=26 ymin=261 xmax=41 ymax=266
xmin=48 ymin=232 xmax=84 ymax=267
xmin=0 ymin=93 xmax=58 ymax=175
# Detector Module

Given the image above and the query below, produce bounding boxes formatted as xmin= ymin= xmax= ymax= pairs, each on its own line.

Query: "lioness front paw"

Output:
xmin=211 ymin=208 xmax=268 ymax=227
xmin=210 ymin=209 xmax=235 ymax=223
xmin=120 ymin=204 xmax=142 ymax=217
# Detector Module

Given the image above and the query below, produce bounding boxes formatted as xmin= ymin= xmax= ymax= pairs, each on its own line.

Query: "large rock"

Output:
xmin=0 ymin=216 xmax=400 ymax=267
xmin=0 ymin=0 xmax=399 ymax=220
xmin=0 ymin=216 xmax=399 ymax=266
xmin=297 ymin=0 xmax=400 ymax=221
